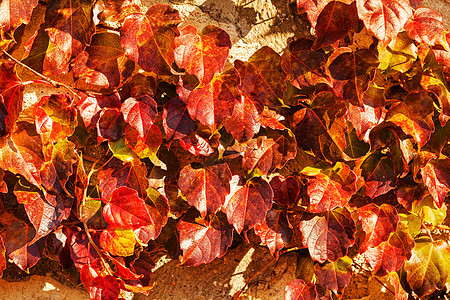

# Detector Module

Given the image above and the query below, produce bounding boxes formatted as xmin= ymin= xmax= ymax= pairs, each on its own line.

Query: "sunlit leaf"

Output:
xmin=162 ymin=97 xmax=196 ymax=145
xmin=284 ymin=279 xmax=318 ymax=300
xmin=0 ymin=0 xmax=38 ymax=32
xmin=259 ymin=107 xmax=285 ymax=130
xmin=174 ymin=25 xmax=231 ymax=84
xmin=404 ymin=237 xmax=450 ymax=297
xmin=121 ymin=96 xmax=157 ymax=138
xmin=124 ymin=124 xmax=162 ymax=160
xmin=243 ymin=131 xmax=297 ymax=175
xmin=99 ymin=228 xmax=136 ymax=257
xmin=178 ymin=217 xmax=233 ymax=266
xmin=224 ymin=95 xmax=260 ymax=143
xmin=179 ymin=134 xmax=214 ymax=156
xmin=120 ymin=4 xmax=181 ymax=74
xmin=395 ymin=183 xmax=428 ymax=211
xmin=281 ymin=38 xmax=328 ymax=89
xmin=412 ymin=195 xmax=446 ymax=226
xmin=296 ymin=0 xmax=354 ymax=28
xmin=362 ymin=222 xmax=414 ymax=276
xmin=299 ymin=207 xmax=356 ymax=263
xmin=178 ymin=163 xmax=232 ymax=218
xmin=69 ymin=227 xmax=100 ymax=270
xmin=223 ymin=176 xmax=273 ymax=234
xmin=405 ymin=8 xmax=449 ymax=48
xmin=96 ymin=108 xmax=126 ymax=142
xmin=0 ymin=63 xmax=24 ymax=137
xmin=89 ymin=275 xmax=121 ymax=300
xmin=356 ymin=0 xmax=413 ymax=44
xmin=358 ymin=203 xmax=399 ymax=252
xmin=420 ymin=74 xmax=450 ymax=126
xmin=314 ymin=256 xmax=352 ymax=295
xmin=421 ymin=157 xmax=450 ymax=208
xmin=76 ymin=92 xmax=121 ymax=129
xmin=254 ymin=208 xmax=293 ymax=257
xmin=235 ymin=46 xmax=286 ymax=107
xmin=378 ymin=32 xmax=418 ymax=74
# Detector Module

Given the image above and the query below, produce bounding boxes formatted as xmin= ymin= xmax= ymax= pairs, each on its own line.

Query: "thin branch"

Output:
xmin=1 ymin=50 xmax=81 ymax=101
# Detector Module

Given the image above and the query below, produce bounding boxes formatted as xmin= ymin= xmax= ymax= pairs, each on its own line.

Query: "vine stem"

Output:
xmin=1 ymin=50 xmax=81 ymax=101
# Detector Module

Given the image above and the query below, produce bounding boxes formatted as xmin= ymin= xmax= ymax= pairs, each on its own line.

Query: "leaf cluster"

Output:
xmin=0 ymin=0 xmax=449 ymax=299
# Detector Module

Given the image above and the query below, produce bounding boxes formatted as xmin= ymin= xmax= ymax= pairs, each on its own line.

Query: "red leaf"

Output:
xmin=69 ymin=228 xmax=101 ymax=271
xmin=125 ymin=124 xmax=162 ymax=159
xmin=102 ymin=186 xmax=152 ymax=230
xmin=296 ymin=0 xmax=355 ymax=28
xmin=121 ymin=5 xmax=181 ymax=74
xmin=121 ymin=96 xmax=157 ymax=138
xmin=0 ymin=63 xmax=24 ymax=137
xmin=97 ymin=108 xmax=126 ymax=142
xmin=235 ymin=46 xmax=286 ymax=107
xmin=356 ymin=0 xmax=413 ymax=44
xmin=34 ymin=94 xmax=77 ymax=144
xmin=45 ymin=0 xmax=95 ymax=60
xmin=312 ymin=1 xmax=358 ymax=50
xmin=269 ymin=175 xmax=301 ymax=207
xmin=299 ymin=207 xmax=356 ymax=263
xmin=301 ymin=162 xmax=358 ymax=213
xmin=347 ymin=83 xmax=386 ymax=143
xmin=126 ymin=251 xmax=155 ymax=293
xmin=223 ymin=176 xmax=273 ymax=234
xmin=243 ymin=131 xmax=297 ymax=175
xmin=358 ymin=203 xmax=399 ymax=252
xmin=281 ymin=38 xmax=329 ymax=89
xmin=89 ymin=275 xmax=121 ymax=300
xmin=99 ymin=228 xmax=136 ymax=257
xmin=178 ymin=163 xmax=232 ymax=217
xmin=254 ymin=208 xmax=293 ymax=257
xmin=362 ymin=222 xmax=414 ymax=276
xmin=3 ymin=221 xmax=43 ymax=271
xmin=174 ymin=25 xmax=231 ymax=84
xmin=0 ymin=122 xmax=44 ymax=187
xmin=224 ymin=95 xmax=261 ymax=143
xmin=386 ymin=92 xmax=434 ymax=148
xmin=182 ymin=68 xmax=239 ymax=131
xmin=421 ymin=157 xmax=450 ymax=208
xmin=314 ymin=256 xmax=352 ymax=295
xmin=76 ymin=93 xmax=120 ymax=128
xmin=162 ymin=97 xmax=196 ymax=144
xmin=284 ymin=279 xmax=318 ymax=300
xmin=395 ymin=183 xmax=428 ymax=211
xmin=420 ymin=74 xmax=450 ymax=126
xmin=178 ymin=217 xmax=233 ymax=266
xmin=328 ymin=48 xmax=379 ymax=107
xmin=0 ymin=0 xmax=38 ymax=31
xmin=98 ymin=158 xmax=148 ymax=201
xmin=259 ymin=107 xmax=286 ymax=130
xmin=179 ymin=134 xmax=214 ymax=156
xmin=405 ymin=8 xmax=448 ymax=48
xmin=0 ymin=235 xmax=5 ymax=278
xmin=80 ymin=259 xmax=103 ymax=292
xmin=14 ymin=185 xmax=73 ymax=243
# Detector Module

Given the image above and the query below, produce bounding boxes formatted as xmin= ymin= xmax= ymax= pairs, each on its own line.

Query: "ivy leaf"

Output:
xmin=102 ymin=186 xmax=152 ymax=230
xmin=299 ymin=207 xmax=356 ymax=263
xmin=121 ymin=96 xmax=157 ymax=138
xmin=312 ymin=1 xmax=358 ymax=50
xmin=3 ymin=221 xmax=43 ymax=272
xmin=284 ymin=279 xmax=318 ymax=300
xmin=96 ymin=108 xmax=126 ymax=142
xmin=178 ymin=163 xmax=232 ymax=218
xmin=296 ymin=0 xmax=354 ymax=28
xmin=301 ymin=162 xmax=358 ymax=213
xmin=404 ymin=237 xmax=450 ymax=297
xmin=358 ymin=203 xmax=399 ymax=252
xmin=125 ymin=251 xmax=155 ymax=293
xmin=89 ymin=275 xmax=121 ymax=300
xmin=291 ymin=91 xmax=347 ymax=162
xmin=0 ymin=122 xmax=44 ymax=188
xmin=0 ymin=63 xmax=24 ymax=137
xmin=314 ymin=256 xmax=352 ymax=295
xmin=223 ymin=176 xmax=273 ymax=234
xmin=243 ymin=131 xmax=297 ymax=175
xmin=45 ymin=0 xmax=95 ymax=60
xmin=281 ymin=38 xmax=329 ymax=89
xmin=424 ymin=117 xmax=450 ymax=155
xmin=73 ymin=32 xmax=134 ymax=89
xmin=224 ymin=95 xmax=261 ymax=143
xmin=386 ymin=92 xmax=434 ymax=148
xmin=69 ymin=227 xmax=100 ymax=270
xmin=404 ymin=8 xmax=449 ymax=48
xmin=0 ymin=0 xmax=38 ymax=32
xmin=174 ymin=25 xmax=231 ymax=84
xmin=413 ymin=195 xmax=447 ymax=226
xmin=0 ymin=236 xmax=5 ymax=277
xmin=328 ymin=48 xmax=379 ymax=107
xmin=347 ymin=83 xmax=386 ymax=143
xmin=99 ymin=228 xmax=136 ymax=257
xmin=269 ymin=175 xmax=301 ymax=207
xmin=259 ymin=107 xmax=286 ymax=130
xmin=420 ymin=74 xmax=450 ymax=126
xmin=120 ymin=4 xmax=181 ymax=74
xmin=254 ymin=208 xmax=293 ymax=257
xmin=177 ymin=217 xmax=233 ymax=266
xmin=356 ymin=0 xmax=413 ymax=45
xmin=124 ymin=124 xmax=162 ymax=160
xmin=14 ymin=182 xmax=73 ymax=243
xmin=162 ymin=97 xmax=196 ymax=145
xmin=235 ymin=46 xmax=286 ymax=107
xmin=76 ymin=92 xmax=121 ymax=129
xmin=179 ymin=134 xmax=214 ymax=156
xmin=34 ymin=94 xmax=77 ymax=144
xmin=395 ymin=183 xmax=428 ymax=211
xmin=378 ymin=32 xmax=418 ymax=74
xmin=182 ymin=68 xmax=239 ymax=132
xmin=421 ymin=157 xmax=450 ymax=208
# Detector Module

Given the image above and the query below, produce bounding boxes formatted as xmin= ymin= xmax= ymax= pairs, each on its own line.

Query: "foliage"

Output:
xmin=0 ymin=0 xmax=449 ymax=299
